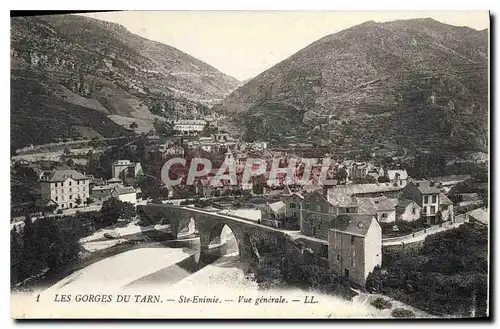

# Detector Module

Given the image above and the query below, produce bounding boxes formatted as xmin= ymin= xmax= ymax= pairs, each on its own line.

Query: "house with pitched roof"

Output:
xmin=402 ymin=180 xmax=447 ymax=224
xmin=281 ymin=185 xmax=304 ymax=219
xmin=328 ymin=214 xmax=382 ymax=287
xmin=356 ymin=196 xmax=398 ymax=223
xmin=39 ymin=169 xmax=90 ymax=210
xmin=387 ymin=169 xmax=409 ymax=187
xmin=111 ymin=186 xmax=137 ymax=206
xmin=300 ymin=190 xmax=358 ymax=240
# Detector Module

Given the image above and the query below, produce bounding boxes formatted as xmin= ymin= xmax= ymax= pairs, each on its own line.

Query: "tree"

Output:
xmin=66 ymin=158 xmax=75 ymax=167
xmin=43 ymin=204 xmax=57 ymax=214
xmin=336 ymin=167 xmax=348 ymax=182
xmin=377 ymin=175 xmax=390 ymax=183
xmin=100 ymin=198 xmax=136 ymax=226
xmin=129 ymin=122 xmax=139 ymax=129
xmin=85 ymin=197 xmax=94 ymax=207
xmin=75 ymin=196 xmax=83 ymax=207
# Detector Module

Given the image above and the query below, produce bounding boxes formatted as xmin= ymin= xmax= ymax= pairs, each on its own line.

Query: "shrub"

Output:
xmin=392 ymin=308 xmax=415 ymax=318
xmin=370 ymin=297 xmax=393 ymax=310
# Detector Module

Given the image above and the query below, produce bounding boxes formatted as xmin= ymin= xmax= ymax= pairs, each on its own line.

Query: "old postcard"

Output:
xmin=10 ymin=10 xmax=490 ymax=319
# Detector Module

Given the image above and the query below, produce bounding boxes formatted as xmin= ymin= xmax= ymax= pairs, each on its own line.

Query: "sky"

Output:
xmin=81 ymin=11 xmax=489 ymax=81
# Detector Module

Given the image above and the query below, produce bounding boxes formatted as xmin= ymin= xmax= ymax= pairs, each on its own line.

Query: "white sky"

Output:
xmin=81 ymin=11 xmax=489 ymax=81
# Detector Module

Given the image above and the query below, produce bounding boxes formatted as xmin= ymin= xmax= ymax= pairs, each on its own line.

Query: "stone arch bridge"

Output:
xmin=137 ymin=203 xmax=291 ymax=262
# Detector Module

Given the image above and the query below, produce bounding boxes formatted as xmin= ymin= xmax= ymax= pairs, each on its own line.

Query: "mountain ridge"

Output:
xmin=219 ymin=18 xmax=488 ymax=158
xmin=11 ymin=14 xmax=240 ymax=148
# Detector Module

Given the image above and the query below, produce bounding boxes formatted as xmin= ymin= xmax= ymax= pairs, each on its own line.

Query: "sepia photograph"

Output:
xmin=9 ymin=10 xmax=490 ymax=319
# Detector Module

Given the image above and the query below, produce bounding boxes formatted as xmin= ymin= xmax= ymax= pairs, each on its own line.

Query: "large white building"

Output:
xmin=39 ymin=170 xmax=90 ymax=210
xmin=173 ymin=119 xmax=206 ymax=135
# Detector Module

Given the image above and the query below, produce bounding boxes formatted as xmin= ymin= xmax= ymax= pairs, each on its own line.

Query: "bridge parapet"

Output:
xmin=138 ymin=204 xmax=290 ymax=263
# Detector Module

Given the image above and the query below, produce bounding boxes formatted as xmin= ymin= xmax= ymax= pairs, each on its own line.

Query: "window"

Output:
xmin=316 ymin=204 xmax=321 ymax=212
xmin=351 ymin=236 xmax=355 ymax=244
xmin=432 ymin=195 xmax=437 ymax=203
xmin=337 ymin=254 xmax=340 ymax=261
xmin=424 ymin=196 xmax=429 ymax=204
xmin=430 ymin=206 xmax=436 ymax=215
xmin=293 ymin=212 xmax=297 ymax=218
xmin=305 ymin=203 xmax=310 ymax=209
xmin=423 ymin=206 xmax=427 ymax=214
xmin=312 ymin=227 xmax=316 ymax=236
xmin=54 ymin=183 xmax=58 ymax=187
xmin=69 ymin=188 xmax=72 ymax=193
xmin=412 ymin=207 xmax=416 ymax=215
xmin=382 ymin=213 xmax=387 ymax=218
xmin=69 ymin=195 xmax=73 ymax=199
xmin=55 ymin=196 xmax=58 ymax=201
xmin=69 ymin=182 xmax=72 ymax=186
xmin=345 ymin=207 xmax=351 ymax=214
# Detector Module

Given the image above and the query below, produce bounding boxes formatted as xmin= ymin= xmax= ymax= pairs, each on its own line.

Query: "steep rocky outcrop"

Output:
xmin=220 ymin=18 xmax=488 ymax=158
xmin=11 ymin=14 xmax=240 ymax=148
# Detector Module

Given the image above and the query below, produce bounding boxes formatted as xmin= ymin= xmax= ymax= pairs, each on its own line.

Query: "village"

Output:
xmin=10 ymin=117 xmax=489 ymax=317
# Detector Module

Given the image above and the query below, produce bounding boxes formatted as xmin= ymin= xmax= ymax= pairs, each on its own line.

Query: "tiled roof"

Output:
xmin=413 ymin=180 xmax=440 ymax=194
xmin=268 ymin=201 xmax=286 ymax=214
xmin=114 ymin=186 xmax=136 ymax=195
xmin=468 ymin=208 xmax=488 ymax=225
xmin=330 ymin=214 xmax=376 ymax=237
xmin=328 ymin=183 xmax=401 ymax=196
xmin=356 ymin=196 xmax=397 ymax=214
xmin=397 ymin=198 xmax=417 ymax=208
xmin=328 ymin=193 xmax=358 ymax=207
xmin=41 ymin=170 xmax=87 ymax=182
xmin=439 ymin=193 xmax=454 ymax=205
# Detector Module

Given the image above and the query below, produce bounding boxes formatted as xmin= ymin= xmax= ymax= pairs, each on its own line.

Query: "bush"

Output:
xmin=370 ymin=297 xmax=393 ymax=310
xmin=392 ymin=308 xmax=415 ymax=318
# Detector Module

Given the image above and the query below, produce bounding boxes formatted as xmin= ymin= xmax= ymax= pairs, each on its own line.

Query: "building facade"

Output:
xmin=328 ymin=214 xmax=382 ymax=287
xmin=39 ymin=170 xmax=90 ymax=209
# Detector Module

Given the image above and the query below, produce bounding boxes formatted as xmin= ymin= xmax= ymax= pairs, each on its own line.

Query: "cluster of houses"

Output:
xmin=257 ymin=172 xmax=465 ymax=286
xmin=38 ymin=160 xmax=143 ymax=211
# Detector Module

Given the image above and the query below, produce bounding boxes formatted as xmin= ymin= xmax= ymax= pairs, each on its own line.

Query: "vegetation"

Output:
xmin=391 ymin=308 xmax=415 ymax=318
xmin=11 ymin=217 xmax=81 ymax=286
xmin=99 ymin=198 xmax=136 ymax=226
xmin=370 ymin=297 xmax=393 ymax=310
xmin=366 ymin=223 xmax=488 ymax=317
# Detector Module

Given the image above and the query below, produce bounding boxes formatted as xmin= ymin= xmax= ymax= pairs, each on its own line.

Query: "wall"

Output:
xmin=422 ymin=193 xmax=439 ymax=217
xmin=118 ymin=192 xmax=137 ymax=205
xmin=328 ymin=230 xmax=366 ymax=287
xmin=300 ymin=192 xmax=334 ymax=240
xmin=364 ymin=220 xmax=382 ymax=284
xmin=296 ymin=237 xmax=329 ymax=259
xmin=377 ymin=209 xmax=396 ymax=223
xmin=399 ymin=202 xmax=421 ymax=222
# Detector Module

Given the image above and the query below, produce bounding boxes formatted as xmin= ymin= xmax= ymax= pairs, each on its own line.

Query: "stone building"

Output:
xmin=328 ymin=214 xmax=382 ymax=287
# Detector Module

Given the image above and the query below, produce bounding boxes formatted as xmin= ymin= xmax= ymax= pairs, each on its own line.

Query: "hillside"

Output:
xmin=220 ymin=18 xmax=488 ymax=159
xmin=11 ymin=14 xmax=240 ymax=149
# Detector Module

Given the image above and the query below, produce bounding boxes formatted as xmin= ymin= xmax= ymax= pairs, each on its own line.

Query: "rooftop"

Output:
xmin=330 ymin=214 xmax=376 ymax=237
xmin=41 ymin=170 xmax=87 ymax=182
xmin=357 ymin=196 xmax=398 ymax=214
xmin=412 ymin=180 xmax=441 ymax=194
xmin=268 ymin=201 xmax=286 ymax=214
xmin=468 ymin=208 xmax=488 ymax=225
xmin=439 ymin=192 xmax=454 ymax=205
xmin=328 ymin=183 xmax=401 ymax=196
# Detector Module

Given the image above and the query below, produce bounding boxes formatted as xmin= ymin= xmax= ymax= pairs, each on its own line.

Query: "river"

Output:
xmin=11 ymin=227 xmax=426 ymax=319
